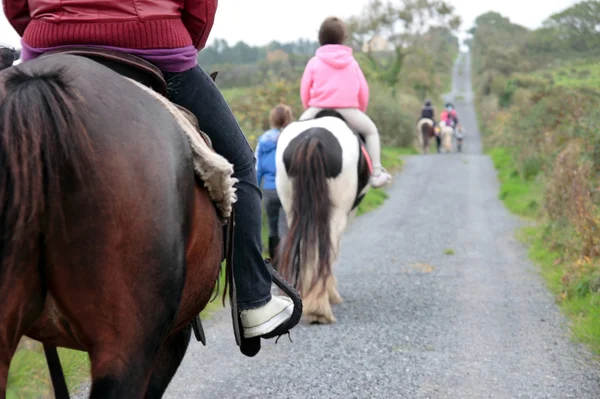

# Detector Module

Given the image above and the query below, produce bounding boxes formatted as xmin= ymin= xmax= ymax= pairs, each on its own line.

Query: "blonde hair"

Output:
xmin=269 ymin=104 xmax=293 ymax=129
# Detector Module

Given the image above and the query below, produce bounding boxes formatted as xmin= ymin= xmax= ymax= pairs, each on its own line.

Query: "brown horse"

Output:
xmin=416 ymin=118 xmax=437 ymax=154
xmin=0 ymin=53 xmax=230 ymax=398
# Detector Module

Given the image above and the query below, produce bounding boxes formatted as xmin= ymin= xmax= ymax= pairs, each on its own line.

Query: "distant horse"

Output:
xmin=0 ymin=50 xmax=259 ymax=398
xmin=0 ymin=46 xmax=20 ymax=70
xmin=416 ymin=118 xmax=436 ymax=154
xmin=275 ymin=110 xmax=371 ymax=324
xmin=439 ymin=121 xmax=454 ymax=153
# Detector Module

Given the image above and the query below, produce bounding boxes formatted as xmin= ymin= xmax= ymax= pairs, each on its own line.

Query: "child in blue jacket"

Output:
xmin=256 ymin=104 xmax=293 ymax=260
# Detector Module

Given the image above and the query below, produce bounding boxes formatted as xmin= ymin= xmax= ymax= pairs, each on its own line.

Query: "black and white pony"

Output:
xmin=275 ymin=110 xmax=371 ymax=324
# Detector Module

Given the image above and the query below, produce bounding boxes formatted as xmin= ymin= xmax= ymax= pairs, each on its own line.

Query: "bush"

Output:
xmin=367 ymin=83 xmax=422 ymax=147
xmin=226 ymin=78 xmax=424 ymax=149
xmin=226 ymin=79 xmax=303 ymax=147
xmin=510 ymin=73 xmax=551 ymax=90
xmin=490 ymin=74 xmax=507 ymax=97
xmin=521 ymin=154 xmax=543 ymax=181
xmin=483 ymin=86 xmax=600 ymax=259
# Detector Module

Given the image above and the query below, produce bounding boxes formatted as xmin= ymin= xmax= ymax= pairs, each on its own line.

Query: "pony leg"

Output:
xmin=88 ymin=345 xmax=157 ymax=399
xmin=300 ymin=252 xmax=335 ymax=325
xmin=144 ymin=326 xmax=192 ymax=399
xmin=0 ymin=261 xmax=45 ymax=396
xmin=88 ymin=314 xmax=187 ymax=399
xmin=327 ymin=209 xmax=349 ymax=306
xmin=327 ymin=274 xmax=343 ymax=305
xmin=303 ymin=208 xmax=349 ymax=324
xmin=85 ymin=272 xmax=185 ymax=399
xmin=303 ymin=284 xmax=335 ymax=325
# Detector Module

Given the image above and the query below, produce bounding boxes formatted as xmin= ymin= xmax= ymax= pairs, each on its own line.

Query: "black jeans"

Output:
xmin=262 ymin=189 xmax=282 ymax=239
xmin=163 ymin=66 xmax=271 ymax=310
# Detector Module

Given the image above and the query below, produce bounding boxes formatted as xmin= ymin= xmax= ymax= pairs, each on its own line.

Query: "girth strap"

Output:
xmin=43 ymin=344 xmax=70 ymax=399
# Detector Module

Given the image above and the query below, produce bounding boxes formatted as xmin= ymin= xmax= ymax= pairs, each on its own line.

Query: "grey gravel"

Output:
xmin=74 ymin=53 xmax=600 ymax=399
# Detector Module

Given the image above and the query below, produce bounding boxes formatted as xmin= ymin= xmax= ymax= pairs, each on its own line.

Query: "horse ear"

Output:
xmin=209 ymin=71 xmax=218 ymax=82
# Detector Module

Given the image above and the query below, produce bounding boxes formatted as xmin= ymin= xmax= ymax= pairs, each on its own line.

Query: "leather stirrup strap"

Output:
xmin=226 ymin=205 xmax=303 ymax=354
xmin=226 ymin=206 xmax=261 ymax=357
xmin=260 ymin=262 xmax=303 ymax=340
xmin=43 ymin=344 xmax=70 ymax=399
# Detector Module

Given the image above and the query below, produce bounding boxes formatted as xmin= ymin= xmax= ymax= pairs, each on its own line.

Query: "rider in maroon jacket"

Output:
xmin=2 ymin=0 xmax=296 ymax=342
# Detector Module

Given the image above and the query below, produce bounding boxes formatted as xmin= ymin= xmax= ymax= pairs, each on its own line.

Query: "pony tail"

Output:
xmin=278 ymin=136 xmax=332 ymax=295
xmin=0 ymin=67 xmax=94 ymax=271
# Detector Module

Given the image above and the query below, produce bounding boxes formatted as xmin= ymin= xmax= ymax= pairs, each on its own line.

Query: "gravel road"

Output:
xmin=75 ymin=53 xmax=600 ymax=399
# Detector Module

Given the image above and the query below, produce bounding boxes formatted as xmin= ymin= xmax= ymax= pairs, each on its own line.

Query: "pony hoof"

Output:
xmin=305 ymin=312 xmax=336 ymax=325
xmin=329 ymin=293 xmax=343 ymax=305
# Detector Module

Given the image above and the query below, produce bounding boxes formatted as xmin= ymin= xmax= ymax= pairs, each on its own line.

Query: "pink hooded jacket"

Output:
xmin=300 ymin=45 xmax=370 ymax=113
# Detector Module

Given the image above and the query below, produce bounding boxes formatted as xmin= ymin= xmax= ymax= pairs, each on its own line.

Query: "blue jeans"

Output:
xmin=163 ymin=66 xmax=272 ymax=310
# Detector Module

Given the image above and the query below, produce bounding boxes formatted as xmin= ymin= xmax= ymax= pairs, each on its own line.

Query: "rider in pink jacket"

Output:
xmin=300 ymin=45 xmax=369 ymax=113
xmin=299 ymin=17 xmax=392 ymax=189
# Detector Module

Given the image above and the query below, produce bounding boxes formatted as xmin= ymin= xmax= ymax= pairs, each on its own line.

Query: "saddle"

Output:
xmin=313 ymin=109 xmax=373 ymax=209
xmin=42 ymin=46 xmax=215 ymax=148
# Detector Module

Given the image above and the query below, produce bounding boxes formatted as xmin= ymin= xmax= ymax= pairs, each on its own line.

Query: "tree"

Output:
xmin=469 ymin=12 xmax=530 ymax=78
xmin=543 ymin=1 xmax=600 ymax=52
xmin=347 ymin=0 xmax=461 ymax=94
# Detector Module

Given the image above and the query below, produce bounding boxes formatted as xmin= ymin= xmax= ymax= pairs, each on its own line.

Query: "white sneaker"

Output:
xmin=240 ymin=296 xmax=294 ymax=338
xmin=369 ymin=167 xmax=392 ymax=188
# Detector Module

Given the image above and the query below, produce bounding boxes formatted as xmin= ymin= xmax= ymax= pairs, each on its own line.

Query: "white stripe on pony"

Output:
xmin=275 ymin=116 xmax=366 ymax=324
xmin=439 ymin=120 xmax=454 ymax=153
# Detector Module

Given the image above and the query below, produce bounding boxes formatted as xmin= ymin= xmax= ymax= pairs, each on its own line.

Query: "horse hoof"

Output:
xmin=329 ymin=293 xmax=343 ymax=305
xmin=305 ymin=312 xmax=336 ymax=325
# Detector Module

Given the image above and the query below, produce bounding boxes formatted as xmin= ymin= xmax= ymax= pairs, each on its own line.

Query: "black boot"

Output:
xmin=268 ymin=236 xmax=280 ymax=261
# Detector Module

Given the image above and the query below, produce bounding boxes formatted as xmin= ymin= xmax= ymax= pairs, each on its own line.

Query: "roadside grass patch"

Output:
xmin=7 ymin=342 xmax=89 ymax=399
xmin=444 ymin=248 xmax=455 ymax=255
xmin=521 ymin=226 xmax=600 ymax=354
xmin=532 ymin=60 xmax=600 ymax=90
xmin=489 ymin=147 xmax=600 ymax=355
xmin=487 ymin=147 xmax=543 ymax=219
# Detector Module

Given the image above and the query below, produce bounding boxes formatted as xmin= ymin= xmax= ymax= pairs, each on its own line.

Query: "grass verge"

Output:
xmin=520 ymin=226 xmax=600 ymax=354
xmin=488 ymin=147 xmax=543 ymax=219
xmin=488 ymin=147 xmax=600 ymax=355
xmin=7 ymin=342 xmax=89 ymax=399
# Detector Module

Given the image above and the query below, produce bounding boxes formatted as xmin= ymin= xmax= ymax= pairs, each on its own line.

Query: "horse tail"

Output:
xmin=421 ymin=120 xmax=432 ymax=137
xmin=0 ymin=66 xmax=94 ymax=270
xmin=279 ymin=134 xmax=332 ymax=295
xmin=417 ymin=120 xmax=431 ymax=151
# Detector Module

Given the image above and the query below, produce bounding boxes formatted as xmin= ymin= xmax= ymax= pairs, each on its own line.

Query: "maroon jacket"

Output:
xmin=2 ymin=0 xmax=217 ymax=50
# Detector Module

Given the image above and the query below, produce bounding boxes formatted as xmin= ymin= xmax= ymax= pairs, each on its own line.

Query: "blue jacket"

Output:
xmin=256 ymin=128 xmax=281 ymax=190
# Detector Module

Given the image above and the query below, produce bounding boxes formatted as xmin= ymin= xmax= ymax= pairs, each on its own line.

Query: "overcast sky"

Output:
xmin=0 ymin=0 xmax=578 ymax=48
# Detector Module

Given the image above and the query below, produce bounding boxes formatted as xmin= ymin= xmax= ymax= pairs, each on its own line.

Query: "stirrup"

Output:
xmin=260 ymin=259 xmax=303 ymax=340
xmin=226 ymin=206 xmax=302 ymax=357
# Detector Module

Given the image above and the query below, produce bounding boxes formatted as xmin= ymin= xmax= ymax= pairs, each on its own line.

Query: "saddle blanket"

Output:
xmin=128 ymin=78 xmax=238 ymax=219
